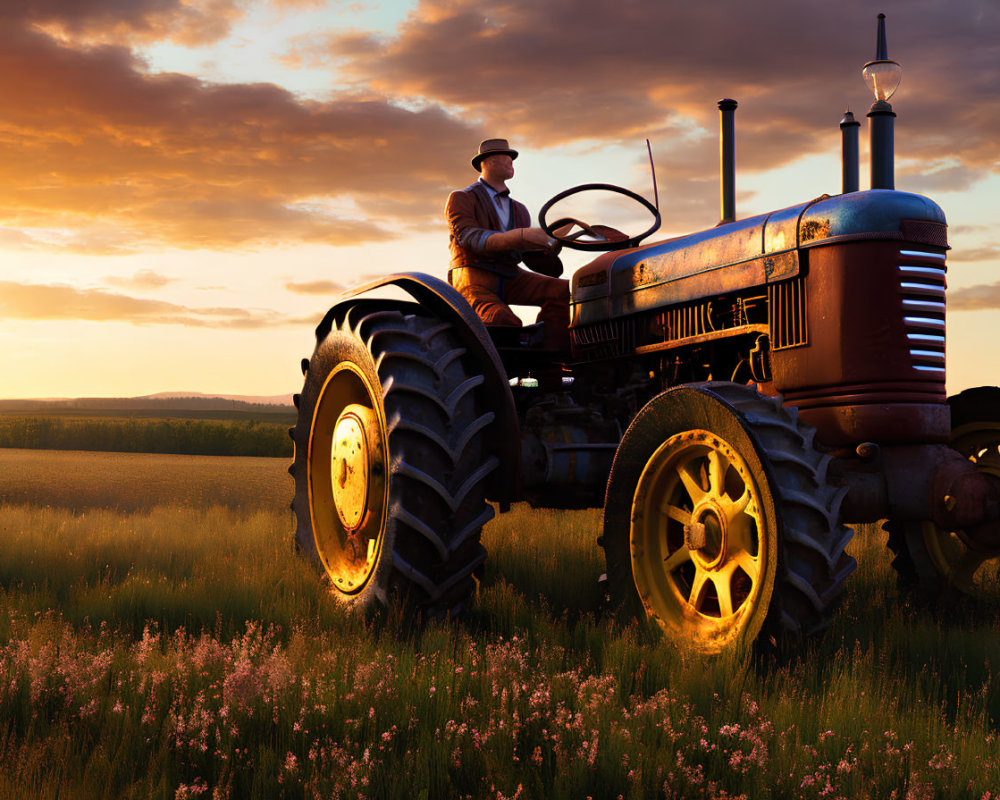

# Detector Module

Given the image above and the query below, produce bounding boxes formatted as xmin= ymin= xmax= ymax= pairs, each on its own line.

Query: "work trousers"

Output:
xmin=449 ymin=266 xmax=570 ymax=351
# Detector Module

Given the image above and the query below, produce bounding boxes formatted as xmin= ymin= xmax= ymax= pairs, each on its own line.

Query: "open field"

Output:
xmin=0 ymin=448 xmax=289 ymax=512
xmin=2 ymin=451 xmax=1000 ymax=798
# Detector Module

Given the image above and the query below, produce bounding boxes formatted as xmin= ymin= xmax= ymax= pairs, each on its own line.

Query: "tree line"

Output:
xmin=0 ymin=416 xmax=292 ymax=457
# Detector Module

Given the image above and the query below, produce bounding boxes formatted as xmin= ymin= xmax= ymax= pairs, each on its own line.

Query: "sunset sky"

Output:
xmin=0 ymin=0 xmax=998 ymax=400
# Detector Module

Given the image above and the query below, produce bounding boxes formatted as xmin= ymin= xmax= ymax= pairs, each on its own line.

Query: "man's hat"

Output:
xmin=472 ymin=138 xmax=519 ymax=170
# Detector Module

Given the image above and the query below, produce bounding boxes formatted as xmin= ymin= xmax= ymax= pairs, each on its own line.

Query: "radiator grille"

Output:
xmin=899 ymin=249 xmax=946 ymax=375
xmin=571 ymin=318 xmax=636 ymax=359
xmin=768 ymin=276 xmax=808 ymax=350
xmin=662 ymin=300 xmax=714 ymax=341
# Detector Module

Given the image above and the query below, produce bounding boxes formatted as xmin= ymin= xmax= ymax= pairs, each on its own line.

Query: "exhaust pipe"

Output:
xmin=840 ymin=110 xmax=860 ymax=193
xmin=718 ymin=99 xmax=737 ymax=224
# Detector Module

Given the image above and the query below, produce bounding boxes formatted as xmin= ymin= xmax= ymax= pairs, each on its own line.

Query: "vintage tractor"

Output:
xmin=288 ymin=18 xmax=1000 ymax=652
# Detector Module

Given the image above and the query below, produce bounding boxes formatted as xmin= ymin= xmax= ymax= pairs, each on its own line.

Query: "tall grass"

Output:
xmin=1 ymin=458 xmax=1000 ymax=797
xmin=0 ymin=449 xmax=288 ymax=512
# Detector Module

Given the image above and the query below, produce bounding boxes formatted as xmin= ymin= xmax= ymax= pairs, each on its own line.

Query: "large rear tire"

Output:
xmin=603 ymin=383 xmax=855 ymax=652
xmin=886 ymin=386 xmax=1000 ymax=598
xmin=290 ymin=303 xmax=497 ymax=616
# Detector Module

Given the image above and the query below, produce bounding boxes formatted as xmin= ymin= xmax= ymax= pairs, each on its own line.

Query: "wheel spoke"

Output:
xmin=720 ymin=486 xmax=752 ymax=522
xmin=660 ymin=502 xmax=692 ymax=525
xmin=712 ymin=573 xmax=734 ymax=618
xmin=735 ymin=549 xmax=760 ymax=581
xmin=688 ymin=568 xmax=710 ymax=610
xmin=707 ymin=449 xmax=725 ymax=497
xmin=664 ymin=544 xmax=691 ymax=573
xmin=677 ymin=463 xmax=706 ymax=504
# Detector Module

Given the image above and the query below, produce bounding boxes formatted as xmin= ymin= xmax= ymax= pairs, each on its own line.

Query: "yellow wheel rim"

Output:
xmin=307 ymin=362 xmax=388 ymax=594
xmin=920 ymin=422 xmax=1000 ymax=596
xmin=630 ymin=429 xmax=776 ymax=650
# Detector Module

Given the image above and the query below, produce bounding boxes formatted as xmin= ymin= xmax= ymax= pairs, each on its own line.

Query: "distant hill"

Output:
xmin=0 ymin=393 xmax=294 ymax=414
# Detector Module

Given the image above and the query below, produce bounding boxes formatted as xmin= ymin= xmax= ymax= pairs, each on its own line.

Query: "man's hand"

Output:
xmin=520 ymin=227 xmax=559 ymax=250
xmin=484 ymin=226 xmax=559 ymax=253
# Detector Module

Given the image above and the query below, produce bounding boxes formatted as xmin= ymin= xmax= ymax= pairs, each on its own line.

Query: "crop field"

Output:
xmin=2 ymin=451 xmax=1000 ymax=798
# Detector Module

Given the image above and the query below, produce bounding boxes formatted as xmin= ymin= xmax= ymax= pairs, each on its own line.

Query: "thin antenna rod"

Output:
xmin=646 ymin=138 xmax=659 ymax=211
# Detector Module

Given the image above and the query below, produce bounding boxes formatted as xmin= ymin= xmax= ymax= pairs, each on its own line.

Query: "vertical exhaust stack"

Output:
xmin=840 ymin=110 xmax=860 ymax=193
xmin=718 ymin=98 xmax=737 ymax=224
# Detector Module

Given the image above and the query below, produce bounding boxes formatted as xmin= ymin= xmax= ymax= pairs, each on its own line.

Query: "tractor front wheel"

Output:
xmin=603 ymin=383 xmax=855 ymax=652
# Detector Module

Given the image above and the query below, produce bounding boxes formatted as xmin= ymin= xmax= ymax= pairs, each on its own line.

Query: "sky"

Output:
xmin=0 ymin=0 xmax=998 ymax=399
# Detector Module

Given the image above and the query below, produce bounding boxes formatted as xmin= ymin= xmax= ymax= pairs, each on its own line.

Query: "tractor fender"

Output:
xmin=333 ymin=272 xmax=519 ymax=506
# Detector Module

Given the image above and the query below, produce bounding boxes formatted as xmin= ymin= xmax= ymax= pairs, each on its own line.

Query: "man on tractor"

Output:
xmin=445 ymin=138 xmax=570 ymax=354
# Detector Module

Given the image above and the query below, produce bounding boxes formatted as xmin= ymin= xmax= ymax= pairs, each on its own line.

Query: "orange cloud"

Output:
xmin=0 ymin=280 xmax=307 ymax=328
xmin=104 ymin=270 xmax=175 ymax=289
xmin=949 ymin=283 xmax=1000 ymax=311
xmin=0 ymin=9 xmax=481 ymax=253
xmin=285 ymin=280 xmax=345 ymax=295
xmin=2 ymin=0 xmax=996 ymax=258
xmin=321 ymin=0 xmax=1000 ymax=183
xmin=19 ymin=0 xmax=244 ymax=47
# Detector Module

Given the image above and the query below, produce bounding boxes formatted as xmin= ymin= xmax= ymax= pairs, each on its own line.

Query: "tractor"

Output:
xmin=288 ymin=18 xmax=1000 ymax=652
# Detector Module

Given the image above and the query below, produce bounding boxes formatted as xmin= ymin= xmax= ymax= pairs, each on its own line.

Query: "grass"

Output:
xmin=1 ymin=452 xmax=1000 ymax=798
xmin=0 ymin=448 xmax=288 ymax=512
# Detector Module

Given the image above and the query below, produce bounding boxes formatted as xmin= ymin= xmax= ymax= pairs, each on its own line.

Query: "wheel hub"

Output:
xmin=688 ymin=503 xmax=727 ymax=570
xmin=628 ymin=427 xmax=773 ymax=650
xmin=332 ymin=409 xmax=371 ymax=531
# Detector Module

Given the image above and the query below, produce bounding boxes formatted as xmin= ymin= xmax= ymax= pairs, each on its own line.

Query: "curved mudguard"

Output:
xmin=329 ymin=272 xmax=519 ymax=507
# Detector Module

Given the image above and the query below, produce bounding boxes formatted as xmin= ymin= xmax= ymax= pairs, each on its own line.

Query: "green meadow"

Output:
xmin=1 ymin=449 xmax=1000 ymax=798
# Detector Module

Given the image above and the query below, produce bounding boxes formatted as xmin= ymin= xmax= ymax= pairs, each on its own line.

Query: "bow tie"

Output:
xmin=495 ymin=190 xmax=510 ymax=199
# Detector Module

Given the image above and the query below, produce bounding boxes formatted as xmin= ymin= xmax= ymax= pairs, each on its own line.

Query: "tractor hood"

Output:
xmin=571 ymin=189 xmax=946 ymax=325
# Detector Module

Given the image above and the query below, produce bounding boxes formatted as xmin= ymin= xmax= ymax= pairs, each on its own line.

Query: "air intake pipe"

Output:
xmin=840 ymin=110 xmax=860 ymax=193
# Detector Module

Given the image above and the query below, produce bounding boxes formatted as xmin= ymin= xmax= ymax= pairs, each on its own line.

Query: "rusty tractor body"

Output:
xmin=290 ymin=78 xmax=1000 ymax=654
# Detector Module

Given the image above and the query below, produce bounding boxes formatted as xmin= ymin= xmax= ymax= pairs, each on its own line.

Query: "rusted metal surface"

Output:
xmin=635 ymin=324 xmax=768 ymax=355
xmin=798 ymin=403 xmax=949 ymax=448
xmin=797 ymin=190 xmax=945 ymax=248
xmin=570 ymin=189 xmax=947 ymax=332
xmin=772 ymin=240 xmax=948 ymax=446
xmin=837 ymin=443 xmax=1000 ymax=538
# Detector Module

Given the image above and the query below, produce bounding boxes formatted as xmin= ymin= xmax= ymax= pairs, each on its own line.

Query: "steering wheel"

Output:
xmin=539 ymin=183 xmax=661 ymax=251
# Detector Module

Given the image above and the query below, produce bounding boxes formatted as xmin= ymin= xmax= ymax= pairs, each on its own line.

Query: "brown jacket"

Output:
xmin=446 ymin=180 xmax=530 ymax=278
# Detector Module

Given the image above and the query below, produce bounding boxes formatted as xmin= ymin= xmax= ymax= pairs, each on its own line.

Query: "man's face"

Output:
xmin=481 ymin=153 xmax=515 ymax=183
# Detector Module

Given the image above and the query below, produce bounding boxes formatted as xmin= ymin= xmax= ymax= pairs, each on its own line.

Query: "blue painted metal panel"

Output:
xmin=570 ymin=190 xmax=946 ymax=326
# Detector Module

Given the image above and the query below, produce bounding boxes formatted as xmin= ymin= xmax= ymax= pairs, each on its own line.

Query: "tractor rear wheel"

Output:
xmin=887 ymin=386 xmax=1000 ymax=598
xmin=289 ymin=303 xmax=497 ymax=616
xmin=603 ymin=383 xmax=855 ymax=652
